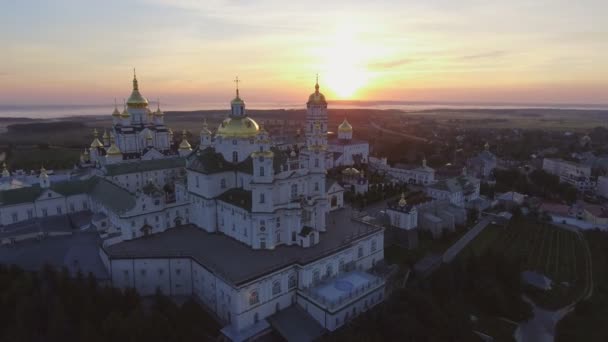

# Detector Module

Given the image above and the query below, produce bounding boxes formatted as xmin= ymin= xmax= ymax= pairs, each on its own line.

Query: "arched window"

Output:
xmin=288 ymin=274 xmax=297 ymax=289
xmin=232 ymin=151 xmax=238 ymax=163
xmin=249 ymin=290 xmax=259 ymax=306
xmin=260 ymin=193 xmax=265 ymax=203
xmin=314 ymin=158 xmax=319 ymax=167
xmin=220 ymin=178 xmax=226 ymax=189
xmin=371 ymin=239 xmax=377 ymax=252
xmin=272 ymin=281 xmax=281 ymax=295
xmin=259 ymin=166 xmax=265 ymax=177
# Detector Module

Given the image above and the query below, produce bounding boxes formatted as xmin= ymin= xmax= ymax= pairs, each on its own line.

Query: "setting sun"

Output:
xmin=323 ymin=26 xmax=370 ymax=99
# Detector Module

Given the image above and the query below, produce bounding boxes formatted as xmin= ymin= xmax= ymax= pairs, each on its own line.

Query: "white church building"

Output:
xmin=0 ymin=74 xmax=386 ymax=341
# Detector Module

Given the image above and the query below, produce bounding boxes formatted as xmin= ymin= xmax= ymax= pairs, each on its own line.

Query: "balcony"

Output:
xmin=299 ymin=270 xmax=385 ymax=312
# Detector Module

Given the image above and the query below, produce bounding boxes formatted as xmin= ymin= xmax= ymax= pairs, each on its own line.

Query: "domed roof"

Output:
xmin=338 ymin=118 xmax=353 ymax=132
xmin=216 ymin=116 xmax=260 ymax=138
xmin=307 ymin=79 xmax=327 ymax=105
xmin=126 ymin=71 xmax=148 ymax=108
xmin=106 ymin=143 xmax=122 ymax=156
xmin=90 ymin=129 xmax=104 ymax=148
xmin=112 ymin=106 xmax=120 ymax=117
xmin=179 ymin=130 xmax=192 ymax=150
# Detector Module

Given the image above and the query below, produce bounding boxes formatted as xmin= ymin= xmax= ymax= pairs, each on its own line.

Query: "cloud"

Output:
xmin=459 ymin=50 xmax=509 ymax=60
xmin=368 ymin=58 xmax=416 ymax=70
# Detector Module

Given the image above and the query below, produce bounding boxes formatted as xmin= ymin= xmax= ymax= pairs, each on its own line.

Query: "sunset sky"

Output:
xmin=1 ymin=0 xmax=607 ymax=107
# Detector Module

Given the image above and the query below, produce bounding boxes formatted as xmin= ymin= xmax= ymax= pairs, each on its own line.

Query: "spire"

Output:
xmin=315 ymin=73 xmax=319 ymax=93
xmin=234 ymin=76 xmax=240 ymax=98
xmin=422 ymin=156 xmax=427 ymax=168
xmin=133 ymin=68 xmax=139 ymax=91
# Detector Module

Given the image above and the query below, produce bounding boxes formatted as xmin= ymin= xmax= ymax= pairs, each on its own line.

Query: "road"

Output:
xmin=369 ymin=121 xmax=428 ymax=142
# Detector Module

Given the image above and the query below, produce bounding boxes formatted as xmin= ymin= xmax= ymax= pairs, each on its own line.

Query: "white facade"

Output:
xmin=542 ymin=158 xmax=595 ymax=191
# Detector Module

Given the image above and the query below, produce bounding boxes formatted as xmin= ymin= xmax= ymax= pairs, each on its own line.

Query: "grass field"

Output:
xmin=462 ymin=219 xmax=589 ymax=310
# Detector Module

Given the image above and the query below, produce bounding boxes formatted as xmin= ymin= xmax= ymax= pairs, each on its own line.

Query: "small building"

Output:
xmin=466 ymin=142 xmax=497 ymax=179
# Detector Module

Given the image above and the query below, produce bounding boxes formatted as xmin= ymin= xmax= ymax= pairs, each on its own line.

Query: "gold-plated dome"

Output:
xmin=120 ymin=101 xmax=130 ymax=118
xmin=154 ymin=99 xmax=164 ymax=116
xmin=90 ymin=129 xmax=104 ymax=148
xmin=179 ymin=130 xmax=192 ymax=150
xmin=216 ymin=116 xmax=260 ymax=138
xmin=106 ymin=143 xmax=122 ymax=156
xmin=398 ymin=193 xmax=407 ymax=207
xmin=126 ymin=70 xmax=148 ymax=108
xmin=112 ymin=99 xmax=121 ymax=117
xmin=307 ymin=77 xmax=327 ymax=105
xmin=338 ymin=118 xmax=353 ymax=132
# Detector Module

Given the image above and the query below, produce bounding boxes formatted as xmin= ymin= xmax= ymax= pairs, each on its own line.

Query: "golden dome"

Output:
xmin=338 ymin=118 xmax=353 ymax=132
xmin=120 ymin=104 xmax=130 ymax=118
xmin=398 ymin=193 xmax=407 ymax=207
xmin=90 ymin=129 xmax=104 ymax=148
xmin=216 ymin=116 xmax=260 ymax=138
xmin=179 ymin=130 xmax=192 ymax=150
xmin=112 ymin=106 xmax=120 ymax=117
xmin=154 ymin=100 xmax=164 ymax=116
xmin=307 ymin=79 xmax=327 ymax=105
xmin=126 ymin=71 xmax=148 ymax=108
xmin=102 ymin=130 xmax=109 ymax=139
xmin=106 ymin=143 xmax=122 ymax=156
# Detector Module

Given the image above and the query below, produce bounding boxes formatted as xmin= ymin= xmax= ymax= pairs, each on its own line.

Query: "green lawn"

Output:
xmin=462 ymin=219 xmax=588 ymax=310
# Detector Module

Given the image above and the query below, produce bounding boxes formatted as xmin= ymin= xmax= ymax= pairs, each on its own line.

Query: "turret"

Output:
xmin=338 ymin=118 xmax=353 ymax=140
xmin=102 ymin=130 xmax=110 ymax=146
xmin=2 ymin=162 xmax=10 ymax=178
xmin=178 ymin=130 xmax=192 ymax=156
xmin=39 ymin=166 xmax=50 ymax=188
xmin=111 ymin=98 xmax=121 ymax=125
xmin=105 ymin=134 xmax=123 ymax=164
xmin=230 ymin=76 xmax=245 ymax=118
xmin=153 ymin=98 xmax=165 ymax=125
xmin=199 ymin=119 xmax=212 ymax=149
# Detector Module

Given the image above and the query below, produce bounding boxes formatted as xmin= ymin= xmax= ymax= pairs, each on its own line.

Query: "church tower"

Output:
xmin=199 ymin=119 xmax=212 ymax=149
xmin=39 ymin=166 xmax=50 ymax=188
xmin=305 ymin=75 xmax=328 ymax=150
xmin=126 ymin=69 xmax=149 ymax=126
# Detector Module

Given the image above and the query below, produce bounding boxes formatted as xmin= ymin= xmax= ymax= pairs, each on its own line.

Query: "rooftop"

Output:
xmin=104 ymin=207 xmax=383 ymax=286
xmin=104 ymin=157 xmax=185 ymax=176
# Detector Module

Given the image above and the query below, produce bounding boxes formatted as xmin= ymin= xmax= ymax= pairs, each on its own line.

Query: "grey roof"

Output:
xmin=216 ymin=188 xmax=252 ymax=212
xmin=105 ymin=157 xmax=185 ymax=176
xmin=187 ymin=147 xmax=253 ymax=175
xmin=89 ymin=178 xmax=136 ymax=213
xmin=0 ymin=177 xmax=98 ymax=206
xmin=104 ymin=207 xmax=382 ymax=286
xmin=428 ymin=174 xmax=478 ymax=194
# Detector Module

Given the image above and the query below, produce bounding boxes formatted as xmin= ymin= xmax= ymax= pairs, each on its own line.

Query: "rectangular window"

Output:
xmin=42 ymin=209 xmax=48 ymax=217
xmin=27 ymin=209 xmax=33 ymax=219
xmin=56 ymin=206 xmax=62 ymax=215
